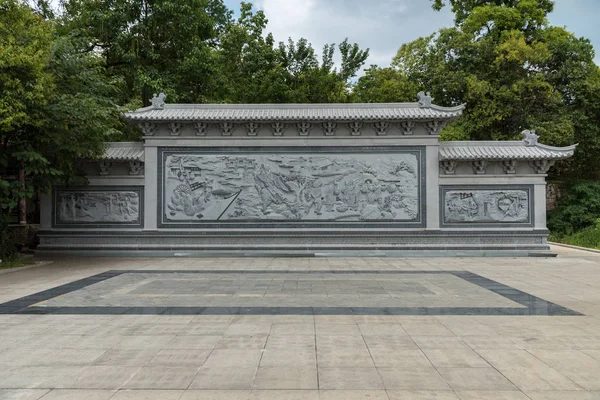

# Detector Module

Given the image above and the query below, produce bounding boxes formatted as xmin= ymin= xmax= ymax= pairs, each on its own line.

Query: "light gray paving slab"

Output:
xmin=318 ymin=368 xmax=384 ymax=390
xmin=318 ymin=390 xmax=389 ymax=400
xmin=421 ymin=349 xmax=490 ymax=368
xmin=476 ymin=350 xmax=583 ymax=391
xmin=38 ymin=389 xmax=115 ymax=400
xmin=122 ymin=367 xmax=199 ymax=389
xmin=93 ymin=349 xmax=159 ymax=367
xmin=179 ymin=390 xmax=251 ymax=400
xmin=456 ymin=391 xmax=529 ymax=400
xmin=387 ymin=391 xmax=459 ymax=400
xmin=109 ymin=390 xmax=184 ymax=400
xmin=0 ymin=389 xmax=49 ymax=400
xmin=188 ymin=368 xmax=257 ymax=390
xmin=0 ymin=367 xmax=84 ymax=389
xmin=437 ymin=367 xmax=517 ymax=391
xmin=377 ymin=368 xmax=450 ymax=390
xmin=146 ymin=349 xmax=211 ymax=367
xmin=253 ymin=367 xmax=318 ymax=389
xmin=72 ymin=366 xmax=141 ymax=390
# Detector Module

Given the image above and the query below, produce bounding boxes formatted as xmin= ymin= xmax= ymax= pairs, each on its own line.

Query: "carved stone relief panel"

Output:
xmin=54 ymin=188 xmax=142 ymax=226
xmin=161 ymin=149 xmax=422 ymax=225
xmin=442 ymin=187 xmax=531 ymax=225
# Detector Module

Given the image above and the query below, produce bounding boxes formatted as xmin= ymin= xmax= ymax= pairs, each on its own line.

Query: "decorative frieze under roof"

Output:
xmin=102 ymin=142 xmax=144 ymax=162
xmin=123 ymin=93 xmax=465 ymax=123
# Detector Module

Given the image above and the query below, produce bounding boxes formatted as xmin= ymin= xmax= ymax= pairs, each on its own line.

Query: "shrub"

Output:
xmin=547 ymin=181 xmax=600 ymax=237
xmin=0 ymin=221 xmax=18 ymax=262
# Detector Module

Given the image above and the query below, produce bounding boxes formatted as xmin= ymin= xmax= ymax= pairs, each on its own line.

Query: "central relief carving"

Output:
xmin=162 ymin=152 xmax=420 ymax=222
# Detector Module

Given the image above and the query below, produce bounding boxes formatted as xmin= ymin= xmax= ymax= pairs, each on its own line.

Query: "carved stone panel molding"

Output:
xmin=139 ymin=122 xmax=157 ymax=136
xmin=99 ymin=161 xmax=112 ymax=176
xmin=400 ymin=121 xmax=415 ymax=135
xmin=297 ymin=122 xmax=311 ymax=136
xmin=246 ymin=122 xmax=260 ymax=136
xmin=194 ymin=122 xmax=208 ymax=136
xmin=271 ymin=122 xmax=285 ymax=136
xmin=374 ymin=121 xmax=390 ymax=136
xmin=129 ymin=161 xmax=144 ymax=176
xmin=472 ymin=160 xmax=487 ymax=175
xmin=426 ymin=120 xmax=446 ymax=135
xmin=220 ymin=122 xmax=234 ymax=136
xmin=322 ymin=122 xmax=337 ymax=136
xmin=530 ymin=160 xmax=555 ymax=174
xmin=441 ymin=186 xmax=532 ymax=227
xmin=53 ymin=187 xmax=143 ymax=228
xmin=440 ymin=160 xmax=457 ymax=175
xmin=170 ymin=122 xmax=183 ymax=136
xmin=348 ymin=121 xmax=363 ymax=136
xmin=502 ymin=160 xmax=517 ymax=175
xmin=159 ymin=147 xmax=425 ymax=228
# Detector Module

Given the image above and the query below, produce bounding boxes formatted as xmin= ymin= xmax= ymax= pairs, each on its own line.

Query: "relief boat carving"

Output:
xmin=444 ymin=189 xmax=529 ymax=224
xmin=163 ymin=152 xmax=421 ymax=222
xmin=56 ymin=191 xmax=140 ymax=224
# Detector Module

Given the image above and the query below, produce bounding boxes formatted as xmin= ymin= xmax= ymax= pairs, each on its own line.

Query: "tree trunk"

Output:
xmin=19 ymin=164 xmax=26 ymax=225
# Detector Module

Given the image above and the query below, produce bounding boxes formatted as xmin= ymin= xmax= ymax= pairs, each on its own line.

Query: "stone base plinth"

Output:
xmin=37 ymin=229 xmax=552 ymax=257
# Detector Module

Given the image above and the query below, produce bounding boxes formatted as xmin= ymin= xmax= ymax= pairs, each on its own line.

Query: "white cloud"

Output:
xmin=249 ymin=0 xmax=600 ymax=71
xmin=255 ymin=0 xmax=316 ymax=41
xmin=253 ymin=0 xmax=454 ymax=72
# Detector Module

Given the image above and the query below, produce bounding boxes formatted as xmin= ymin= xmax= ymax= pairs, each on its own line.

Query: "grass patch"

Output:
xmin=550 ymin=225 xmax=600 ymax=250
xmin=0 ymin=259 xmax=35 ymax=270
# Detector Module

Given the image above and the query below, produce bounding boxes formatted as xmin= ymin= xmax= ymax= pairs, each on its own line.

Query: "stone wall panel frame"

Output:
xmin=52 ymin=186 xmax=144 ymax=229
xmin=439 ymin=185 xmax=534 ymax=228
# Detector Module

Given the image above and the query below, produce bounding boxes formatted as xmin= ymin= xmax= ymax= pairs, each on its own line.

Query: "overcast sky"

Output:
xmin=223 ymin=0 xmax=600 ymax=68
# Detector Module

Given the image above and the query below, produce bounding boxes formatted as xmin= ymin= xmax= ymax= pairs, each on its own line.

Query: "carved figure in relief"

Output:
xmin=57 ymin=191 xmax=139 ymax=224
xmin=163 ymin=153 xmax=421 ymax=222
xmin=444 ymin=190 xmax=529 ymax=224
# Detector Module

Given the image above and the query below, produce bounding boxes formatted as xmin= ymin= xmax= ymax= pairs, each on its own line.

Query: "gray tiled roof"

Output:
xmin=123 ymin=103 xmax=465 ymax=122
xmin=439 ymin=141 xmax=577 ymax=161
xmin=103 ymin=142 xmax=144 ymax=161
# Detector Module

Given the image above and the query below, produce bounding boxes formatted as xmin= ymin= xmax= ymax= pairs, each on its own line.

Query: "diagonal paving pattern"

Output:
xmin=0 ymin=245 xmax=599 ymax=399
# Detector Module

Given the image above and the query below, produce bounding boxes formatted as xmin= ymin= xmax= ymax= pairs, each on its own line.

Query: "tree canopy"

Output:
xmin=1 ymin=0 xmax=124 ymax=215
xmin=355 ymin=0 xmax=600 ymax=178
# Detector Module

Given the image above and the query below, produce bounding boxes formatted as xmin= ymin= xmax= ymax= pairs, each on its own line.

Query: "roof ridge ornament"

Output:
xmin=417 ymin=91 xmax=434 ymax=108
xmin=521 ymin=129 xmax=539 ymax=147
xmin=150 ymin=93 xmax=166 ymax=110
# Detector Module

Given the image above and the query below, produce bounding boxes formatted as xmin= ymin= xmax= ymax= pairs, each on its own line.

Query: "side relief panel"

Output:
xmin=441 ymin=186 xmax=533 ymax=227
xmin=53 ymin=187 xmax=143 ymax=228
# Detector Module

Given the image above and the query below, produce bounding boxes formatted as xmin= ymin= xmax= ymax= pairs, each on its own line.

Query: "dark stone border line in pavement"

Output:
xmin=0 ymin=270 xmax=583 ymax=316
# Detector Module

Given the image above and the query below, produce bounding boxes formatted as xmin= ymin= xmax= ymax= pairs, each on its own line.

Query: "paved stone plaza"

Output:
xmin=1 ymin=246 xmax=600 ymax=399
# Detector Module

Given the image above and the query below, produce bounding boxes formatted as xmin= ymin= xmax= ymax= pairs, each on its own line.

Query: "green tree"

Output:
xmin=362 ymin=0 xmax=600 ymax=178
xmin=58 ymin=0 xmax=232 ymax=106
xmin=214 ymin=3 xmax=369 ymax=104
xmin=353 ymin=66 xmax=419 ymax=103
xmin=1 ymin=0 xmax=122 ymax=218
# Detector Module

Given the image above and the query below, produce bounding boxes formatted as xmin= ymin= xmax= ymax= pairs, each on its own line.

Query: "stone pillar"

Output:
xmin=534 ymin=183 xmax=547 ymax=230
xmin=144 ymin=146 xmax=158 ymax=231
xmin=426 ymin=144 xmax=440 ymax=230
xmin=39 ymin=192 xmax=52 ymax=230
